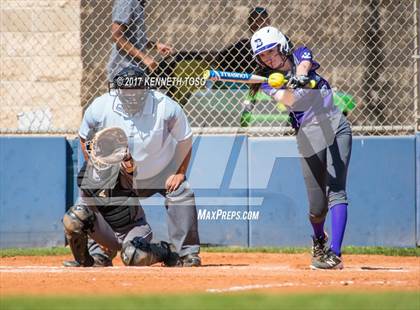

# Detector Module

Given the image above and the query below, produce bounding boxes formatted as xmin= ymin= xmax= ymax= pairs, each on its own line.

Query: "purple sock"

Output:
xmin=311 ymin=220 xmax=325 ymax=239
xmin=330 ymin=203 xmax=348 ymax=256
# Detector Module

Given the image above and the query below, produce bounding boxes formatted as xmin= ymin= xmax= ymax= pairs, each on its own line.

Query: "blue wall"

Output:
xmin=347 ymin=137 xmax=416 ymax=247
xmin=416 ymin=133 xmax=420 ymax=246
xmin=0 ymin=137 xmax=67 ymax=247
xmin=247 ymin=136 xmax=416 ymax=247
xmin=0 ymin=135 xmax=418 ymax=248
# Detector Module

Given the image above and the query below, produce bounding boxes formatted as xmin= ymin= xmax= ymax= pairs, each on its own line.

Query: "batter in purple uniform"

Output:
xmin=250 ymin=26 xmax=352 ymax=269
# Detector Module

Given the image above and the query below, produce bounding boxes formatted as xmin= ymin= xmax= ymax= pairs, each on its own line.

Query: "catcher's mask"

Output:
xmin=110 ymin=66 xmax=150 ymax=116
xmin=85 ymin=127 xmax=129 ymax=171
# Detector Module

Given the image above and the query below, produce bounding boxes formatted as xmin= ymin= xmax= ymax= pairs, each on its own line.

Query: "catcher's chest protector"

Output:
xmin=78 ymin=162 xmax=139 ymax=230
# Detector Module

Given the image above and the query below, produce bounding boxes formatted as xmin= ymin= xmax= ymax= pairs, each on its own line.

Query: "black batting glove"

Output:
xmin=287 ymin=75 xmax=310 ymax=89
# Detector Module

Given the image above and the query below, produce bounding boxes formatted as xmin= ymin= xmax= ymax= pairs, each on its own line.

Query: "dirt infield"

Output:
xmin=1 ymin=253 xmax=419 ymax=296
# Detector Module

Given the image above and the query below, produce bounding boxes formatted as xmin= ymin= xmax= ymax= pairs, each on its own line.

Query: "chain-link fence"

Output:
xmin=1 ymin=0 xmax=419 ymax=135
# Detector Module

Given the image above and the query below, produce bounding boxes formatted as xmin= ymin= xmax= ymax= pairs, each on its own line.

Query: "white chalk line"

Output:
xmin=207 ymin=282 xmax=301 ymax=293
xmin=206 ymin=280 xmax=413 ymax=293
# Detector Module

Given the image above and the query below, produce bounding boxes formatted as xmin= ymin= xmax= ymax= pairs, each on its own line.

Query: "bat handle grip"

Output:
xmin=285 ymin=78 xmax=317 ymax=89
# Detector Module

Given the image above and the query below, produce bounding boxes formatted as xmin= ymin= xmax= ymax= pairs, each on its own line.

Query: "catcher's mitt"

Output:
xmin=86 ymin=127 xmax=129 ymax=171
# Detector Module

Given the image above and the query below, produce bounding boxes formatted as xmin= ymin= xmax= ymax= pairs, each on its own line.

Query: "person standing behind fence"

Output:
xmin=107 ymin=0 xmax=173 ymax=80
xmin=216 ymin=7 xmax=271 ymax=74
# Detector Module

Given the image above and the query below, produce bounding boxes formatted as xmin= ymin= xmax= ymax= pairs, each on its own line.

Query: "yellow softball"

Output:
xmin=268 ymin=73 xmax=286 ymax=88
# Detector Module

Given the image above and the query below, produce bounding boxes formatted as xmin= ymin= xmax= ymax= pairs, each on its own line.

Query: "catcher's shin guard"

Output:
xmin=121 ymin=237 xmax=180 ymax=267
xmin=62 ymin=205 xmax=96 ymax=267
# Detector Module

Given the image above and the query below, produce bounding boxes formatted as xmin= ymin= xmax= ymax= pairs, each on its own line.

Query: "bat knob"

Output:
xmin=203 ymin=70 xmax=211 ymax=80
xmin=268 ymin=73 xmax=286 ymax=88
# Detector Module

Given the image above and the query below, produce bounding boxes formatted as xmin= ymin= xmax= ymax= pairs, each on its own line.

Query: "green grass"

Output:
xmin=342 ymin=246 xmax=420 ymax=256
xmin=0 ymin=247 xmax=71 ymax=257
xmin=1 ymin=246 xmax=419 ymax=258
xmin=202 ymin=246 xmax=309 ymax=254
xmin=1 ymin=292 xmax=419 ymax=310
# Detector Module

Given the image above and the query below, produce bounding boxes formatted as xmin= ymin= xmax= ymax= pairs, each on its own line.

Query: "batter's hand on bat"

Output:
xmin=287 ymin=75 xmax=311 ymax=89
xmin=165 ymin=173 xmax=186 ymax=193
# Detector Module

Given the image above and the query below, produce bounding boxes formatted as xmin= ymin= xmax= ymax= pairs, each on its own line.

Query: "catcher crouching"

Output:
xmin=62 ymin=127 xmax=180 ymax=267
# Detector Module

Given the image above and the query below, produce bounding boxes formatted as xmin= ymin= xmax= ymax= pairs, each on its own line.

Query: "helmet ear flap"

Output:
xmin=279 ymin=35 xmax=293 ymax=56
xmin=285 ymin=35 xmax=293 ymax=54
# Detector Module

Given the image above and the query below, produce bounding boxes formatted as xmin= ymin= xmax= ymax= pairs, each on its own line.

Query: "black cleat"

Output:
xmin=311 ymin=233 xmax=329 ymax=261
xmin=311 ymin=248 xmax=344 ymax=270
xmin=63 ymin=260 xmax=84 ymax=267
xmin=63 ymin=254 xmax=112 ymax=267
xmin=91 ymin=253 xmax=113 ymax=267
xmin=179 ymin=253 xmax=201 ymax=267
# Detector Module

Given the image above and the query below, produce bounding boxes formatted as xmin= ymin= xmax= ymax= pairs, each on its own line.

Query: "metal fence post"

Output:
xmin=415 ymin=0 xmax=420 ymax=132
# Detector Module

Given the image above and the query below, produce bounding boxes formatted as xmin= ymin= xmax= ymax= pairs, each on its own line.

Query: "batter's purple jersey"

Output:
xmin=261 ymin=46 xmax=340 ymax=129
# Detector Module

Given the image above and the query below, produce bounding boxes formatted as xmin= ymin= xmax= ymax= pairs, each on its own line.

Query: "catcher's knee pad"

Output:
xmin=62 ymin=205 xmax=96 ymax=267
xmin=121 ymin=237 xmax=180 ymax=267
xmin=165 ymin=181 xmax=195 ymax=206
xmin=63 ymin=204 xmax=96 ymax=235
